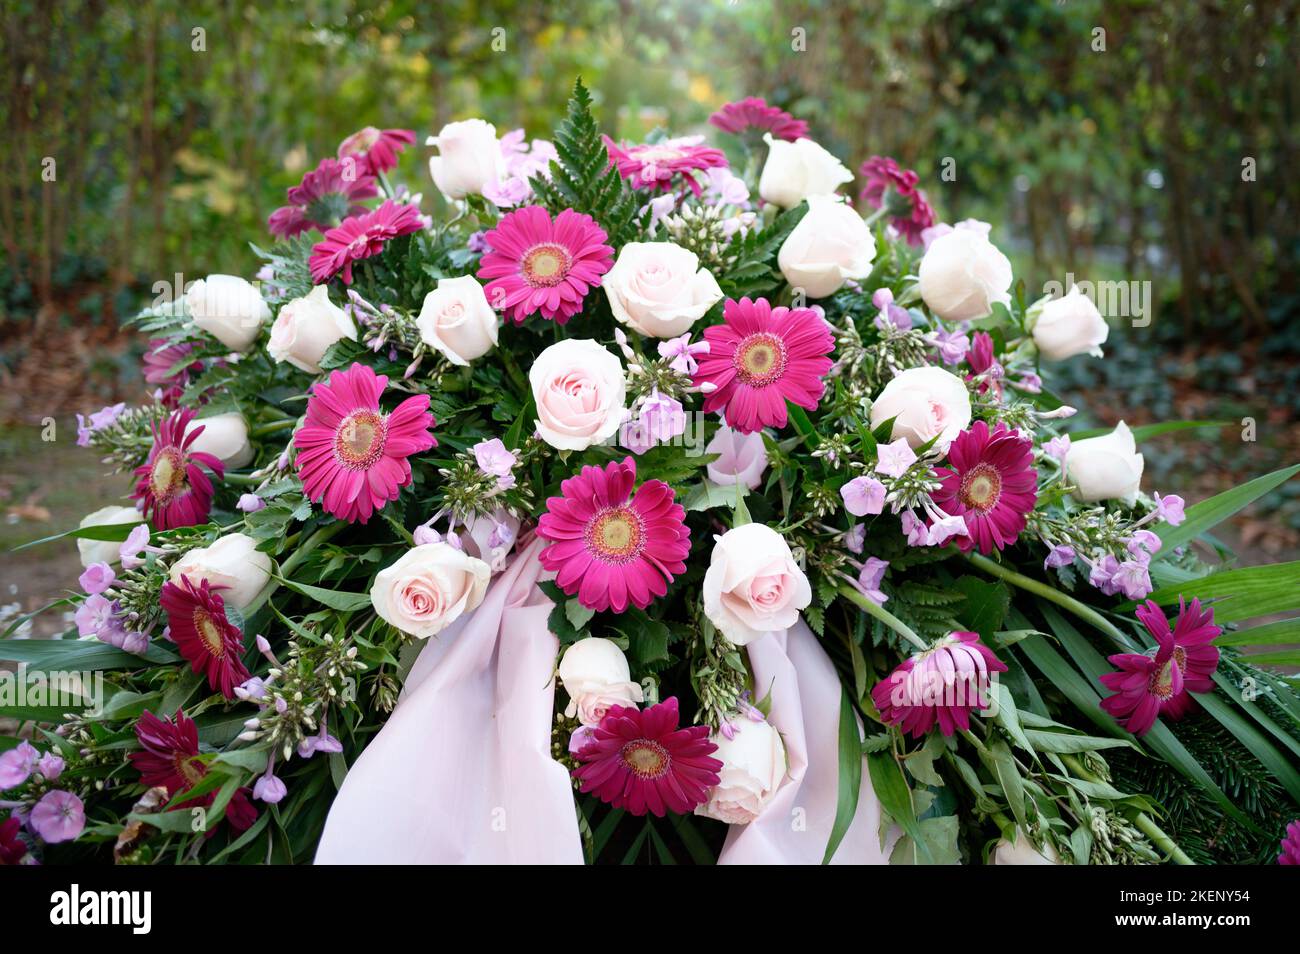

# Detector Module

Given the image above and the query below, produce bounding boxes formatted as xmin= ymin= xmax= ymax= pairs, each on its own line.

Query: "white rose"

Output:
xmin=696 ymin=718 xmax=788 ymax=825
xmin=414 ymin=275 xmax=499 ymax=365
xmin=869 ymin=366 xmax=972 ymax=452
xmin=184 ymin=413 xmax=253 ymax=469
xmin=557 ymin=637 xmax=645 ymax=727
xmin=603 ymin=242 xmax=723 ymax=339
xmin=370 ymin=543 xmax=490 ymax=639
xmin=169 ymin=532 xmax=272 ymax=613
xmin=267 ymin=285 xmax=357 ymax=373
xmin=77 ymin=505 xmax=143 ymax=567
xmin=918 ymin=229 xmax=1013 ymax=321
xmin=758 ymin=134 xmax=853 ymax=209
xmin=529 ymin=339 xmax=627 ymax=451
xmin=777 ymin=194 xmax=876 ymax=298
xmin=990 ymin=831 xmax=1062 ymax=865
xmin=1031 ymin=285 xmax=1109 ymax=361
xmin=1066 ymin=421 xmax=1144 ymax=505
xmin=703 ymin=523 xmax=812 ymax=646
xmin=427 ymin=119 xmax=506 ymax=200
xmin=186 ymin=274 xmax=270 ymax=352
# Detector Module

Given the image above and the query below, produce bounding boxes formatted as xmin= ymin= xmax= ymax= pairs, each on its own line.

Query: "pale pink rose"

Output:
xmin=529 ymin=339 xmax=627 ymax=451
xmin=603 ymin=241 xmax=723 ymax=339
xmin=869 ymin=366 xmax=972 ymax=452
xmin=370 ymin=543 xmax=490 ymax=639
xmin=267 ymin=284 xmax=357 ymax=373
xmin=703 ymin=523 xmax=811 ymax=646
xmin=414 ymin=275 xmax=499 ymax=366
xmin=557 ymin=637 xmax=644 ymax=727
xmin=706 ymin=425 xmax=768 ymax=490
xmin=696 ymin=717 xmax=787 ymax=825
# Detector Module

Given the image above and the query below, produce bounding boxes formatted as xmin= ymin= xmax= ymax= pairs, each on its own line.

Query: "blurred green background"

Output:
xmin=1 ymin=0 xmax=1298 ymax=594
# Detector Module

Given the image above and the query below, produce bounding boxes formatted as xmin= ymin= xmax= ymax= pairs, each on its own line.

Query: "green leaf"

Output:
xmin=274 ymin=576 xmax=372 ymax=612
xmin=0 ymin=637 xmax=178 ymax=671
xmin=682 ymin=481 xmax=748 ymax=513
xmin=1195 ymin=690 xmax=1300 ymax=802
xmin=1022 ymin=730 xmax=1138 ymax=753
xmin=1120 ymin=561 xmax=1300 ymax=622
xmin=1214 ymin=617 xmax=1300 ymax=646
xmin=1156 ymin=463 xmax=1300 ymax=552
xmin=564 ymin=599 xmax=595 ymax=633
xmin=952 ymin=575 xmax=1010 ymax=639
xmin=12 ymin=519 xmax=143 ymax=552
xmin=867 ymin=750 xmax=928 ymax=856
xmin=1236 ymin=648 xmax=1300 ymax=666
xmin=823 ymin=687 xmax=863 ymax=864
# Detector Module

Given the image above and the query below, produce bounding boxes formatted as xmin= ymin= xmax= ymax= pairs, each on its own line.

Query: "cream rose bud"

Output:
xmin=758 ymin=134 xmax=854 ymax=209
xmin=183 ymin=413 xmax=253 ymax=469
xmin=778 ymin=194 xmax=876 ymax=298
xmin=370 ymin=543 xmax=490 ymax=639
xmin=918 ymin=229 xmax=1013 ymax=321
xmin=990 ymin=831 xmax=1062 ymax=866
xmin=414 ymin=275 xmax=499 ymax=365
xmin=1066 ymin=421 xmax=1144 ymax=505
xmin=869 ymin=366 xmax=972 ymax=452
xmin=169 ymin=532 xmax=272 ymax=613
xmin=696 ymin=717 xmax=787 ymax=825
xmin=557 ymin=637 xmax=645 ymax=727
xmin=603 ymin=242 xmax=723 ymax=339
xmin=186 ymin=274 xmax=270 ymax=352
xmin=77 ymin=505 xmax=143 ymax=567
xmin=529 ymin=339 xmax=627 ymax=451
xmin=703 ymin=523 xmax=812 ymax=646
xmin=1031 ymin=285 xmax=1109 ymax=361
xmin=267 ymin=285 xmax=357 ymax=373
xmin=427 ymin=119 xmax=505 ymax=200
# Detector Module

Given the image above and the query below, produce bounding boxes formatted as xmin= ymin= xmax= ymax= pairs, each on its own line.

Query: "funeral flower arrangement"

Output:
xmin=4 ymin=81 xmax=1299 ymax=866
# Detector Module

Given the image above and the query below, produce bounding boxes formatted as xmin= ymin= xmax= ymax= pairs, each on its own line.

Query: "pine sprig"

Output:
xmin=529 ymin=78 xmax=647 ymax=249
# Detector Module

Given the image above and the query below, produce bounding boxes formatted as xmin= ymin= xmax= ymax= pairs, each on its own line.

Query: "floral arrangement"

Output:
xmin=4 ymin=81 xmax=1299 ymax=866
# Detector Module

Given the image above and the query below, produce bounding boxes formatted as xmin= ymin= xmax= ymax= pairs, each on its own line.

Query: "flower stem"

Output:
xmin=243 ymin=522 xmax=347 ymax=618
xmin=838 ymin=584 xmax=929 ymax=652
xmin=961 ymin=551 xmax=1130 ymax=648
xmin=250 ymin=419 xmax=297 ymax=439
xmin=1132 ymin=812 xmax=1196 ymax=866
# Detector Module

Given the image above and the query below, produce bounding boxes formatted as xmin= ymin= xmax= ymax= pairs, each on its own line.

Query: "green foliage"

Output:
xmin=715 ymin=203 xmax=807 ymax=300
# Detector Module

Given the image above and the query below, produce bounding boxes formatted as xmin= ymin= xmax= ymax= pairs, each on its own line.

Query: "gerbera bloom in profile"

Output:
xmin=141 ymin=338 xmax=203 ymax=406
xmin=1100 ymin=598 xmax=1220 ymax=736
xmin=337 ymin=126 xmax=417 ymax=175
xmin=130 ymin=710 xmax=257 ymax=832
xmin=932 ymin=420 xmax=1037 ymax=555
xmin=963 ymin=332 xmax=1005 ymax=399
xmin=161 ymin=577 xmax=250 ymax=698
xmin=476 ymin=205 xmax=613 ymax=325
xmin=871 ymin=631 xmax=1008 ymax=738
xmin=309 ymin=200 xmax=425 ymax=285
xmin=859 ymin=156 xmax=936 ymax=246
xmin=268 ymin=157 xmax=379 ymax=238
xmin=538 ymin=457 xmax=689 ymax=613
xmin=572 ymin=697 xmax=722 ymax=817
xmin=1278 ymin=820 xmax=1300 ymax=865
xmin=294 ymin=363 xmax=436 ymax=523
xmin=603 ymin=135 xmax=728 ymax=196
xmin=709 ymin=96 xmax=810 ymax=142
xmin=694 ymin=296 xmax=835 ymax=433
xmin=132 ymin=408 xmax=224 ymax=530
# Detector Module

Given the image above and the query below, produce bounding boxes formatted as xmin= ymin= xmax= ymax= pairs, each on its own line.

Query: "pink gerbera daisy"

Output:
xmin=294 ymin=363 xmax=436 ymax=523
xmin=932 ymin=421 xmax=1037 ymax=554
xmin=603 ymin=135 xmax=728 ymax=196
xmin=337 ymin=126 xmax=417 ymax=175
xmin=0 ymin=816 xmax=29 ymax=865
xmin=142 ymin=338 xmax=203 ymax=397
xmin=268 ymin=157 xmax=379 ymax=239
xmin=537 ymin=457 xmax=689 ymax=613
xmin=132 ymin=408 xmax=224 ymax=530
xmin=709 ymin=96 xmax=810 ymax=142
xmin=1279 ymin=820 xmax=1300 ymax=865
xmin=573 ymin=697 xmax=722 ymax=817
xmin=309 ymin=200 xmax=424 ymax=285
xmin=476 ymin=205 xmax=613 ymax=325
xmin=859 ymin=156 xmax=936 ymax=246
xmin=694 ymin=296 xmax=835 ymax=433
xmin=161 ymin=576 xmax=250 ymax=699
xmin=1099 ymin=598 xmax=1220 ymax=736
xmin=871 ymin=631 xmax=1008 ymax=738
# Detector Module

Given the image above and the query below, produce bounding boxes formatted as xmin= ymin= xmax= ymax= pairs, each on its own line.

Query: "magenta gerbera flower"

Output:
xmin=537 ymin=457 xmax=689 ymax=613
xmin=161 ymin=576 xmax=250 ymax=699
xmin=573 ymin=698 xmax=722 ymax=817
xmin=309 ymin=200 xmax=424 ymax=285
xmin=337 ymin=126 xmax=417 ymax=175
xmin=871 ymin=631 xmax=1008 ymax=738
xmin=932 ymin=421 xmax=1037 ymax=555
xmin=1099 ymin=598 xmax=1220 ymax=736
xmin=694 ymin=296 xmax=835 ymax=434
xmin=294 ymin=363 xmax=436 ymax=524
xmin=1279 ymin=820 xmax=1300 ymax=865
xmin=476 ymin=205 xmax=613 ymax=325
xmin=709 ymin=96 xmax=810 ymax=142
xmin=132 ymin=408 xmax=224 ymax=530
xmin=0 ymin=816 xmax=29 ymax=865
xmin=859 ymin=155 xmax=936 ymax=246
xmin=268 ymin=157 xmax=379 ymax=239
xmin=129 ymin=709 xmax=257 ymax=832
xmin=142 ymin=338 xmax=202 ymax=397
xmin=603 ymin=135 xmax=728 ymax=196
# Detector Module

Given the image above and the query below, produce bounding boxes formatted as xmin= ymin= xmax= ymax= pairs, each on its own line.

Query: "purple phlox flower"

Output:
xmin=78 ymin=562 xmax=115 ymax=596
xmin=844 ymin=524 xmax=866 ymax=554
xmin=74 ymin=594 xmax=117 ymax=638
xmin=118 ymin=523 xmax=157 ymax=571
xmin=0 ymin=741 xmax=40 ymax=789
xmin=1015 ymin=370 xmax=1043 ymax=394
xmin=855 ymin=556 xmax=890 ymax=605
xmin=473 ymin=438 xmax=518 ymax=488
xmin=871 ymin=288 xmax=912 ymax=333
xmin=237 ymin=493 xmax=267 ymax=514
xmin=622 ymin=391 xmax=687 ymax=455
xmin=1044 ymin=544 xmax=1076 ymax=570
xmin=297 ymin=722 xmax=343 ymax=759
xmin=875 ymin=438 xmax=918 ymax=479
xmin=1153 ymin=492 xmax=1186 ymax=527
xmin=1089 ymin=554 xmax=1123 ymax=596
xmin=926 ymin=327 xmax=971 ymax=366
xmin=1127 ymin=530 xmax=1162 ymax=561
xmin=1112 ymin=559 xmax=1153 ymax=600
xmin=36 ymin=752 xmax=64 ymax=782
xmin=658 ymin=334 xmax=710 ymax=376
xmin=28 ymin=790 xmax=85 ymax=844
xmin=1044 ymin=435 xmax=1071 ymax=465
xmin=841 ymin=475 xmax=887 ymax=517
xmin=901 ymin=509 xmax=930 ymax=547
xmin=235 ymin=676 xmax=268 ymax=702
xmin=253 ymin=764 xmax=287 ymax=804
